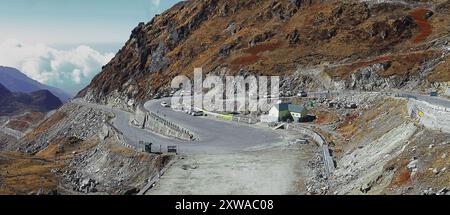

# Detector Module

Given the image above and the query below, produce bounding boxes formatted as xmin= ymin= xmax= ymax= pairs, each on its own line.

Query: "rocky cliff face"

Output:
xmin=77 ymin=0 xmax=450 ymax=106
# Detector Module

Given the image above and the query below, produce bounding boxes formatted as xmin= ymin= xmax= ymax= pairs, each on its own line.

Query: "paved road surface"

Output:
xmin=144 ymin=98 xmax=282 ymax=153
xmin=393 ymin=92 xmax=450 ymax=108
xmin=72 ymin=90 xmax=450 ymax=154
xmin=302 ymin=90 xmax=450 ymax=108
xmin=72 ymin=99 xmax=282 ymax=154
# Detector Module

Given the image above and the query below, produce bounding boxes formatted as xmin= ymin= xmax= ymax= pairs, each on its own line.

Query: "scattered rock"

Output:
xmin=287 ymin=29 xmax=300 ymax=45
xmin=181 ymin=164 xmax=198 ymax=170
xmin=422 ymin=187 xmax=434 ymax=195
xmin=424 ymin=11 xmax=434 ymax=19
xmin=437 ymin=187 xmax=448 ymax=195
xmin=360 ymin=183 xmax=372 ymax=193
xmin=306 ymin=154 xmax=329 ymax=195
xmin=432 ymin=168 xmax=439 ymax=175
xmin=289 ymin=139 xmax=309 ymax=145
xmin=407 ymin=158 xmax=418 ymax=174
xmin=122 ymin=187 xmax=140 ymax=195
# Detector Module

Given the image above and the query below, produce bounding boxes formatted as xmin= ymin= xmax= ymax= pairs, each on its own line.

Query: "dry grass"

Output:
xmin=389 ymin=159 xmax=412 ymax=187
xmin=336 ymin=98 xmax=408 ymax=155
xmin=0 ymin=152 xmax=61 ymax=195
xmin=5 ymin=112 xmax=45 ymax=132
xmin=326 ymin=50 xmax=440 ymax=79
xmin=312 ymin=110 xmax=339 ymax=125
xmin=6 ymin=120 xmax=29 ymax=132
xmin=0 ymin=135 xmax=101 ymax=195
xmin=337 ymin=114 xmax=361 ymax=140
xmin=81 ymin=0 xmax=450 ymax=103
xmin=385 ymin=130 xmax=450 ymax=193
xmin=23 ymin=111 xmax=67 ymax=141
xmin=428 ymin=55 xmax=450 ymax=82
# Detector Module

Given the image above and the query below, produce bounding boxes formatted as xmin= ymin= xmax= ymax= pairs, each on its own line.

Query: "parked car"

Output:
xmin=191 ymin=111 xmax=204 ymax=116
xmin=297 ymin=91 xmax=308 ymax=97
xmin=345 ymin=103 xmax=358 ymax=109
xmin=161 ymin=101 xmax=170 ymax=107
xmin=263 ymin=94 xmax=276 ymax=99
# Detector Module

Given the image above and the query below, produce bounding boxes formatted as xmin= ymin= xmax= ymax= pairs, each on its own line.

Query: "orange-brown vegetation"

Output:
xmin=0 ymin=136 xmax=99 ymax=194
xmin=428 ymin=55 xmax=450 ymax=82
xmin=0 ymin=151 xmax=61 ymax=194
xmin=77 ymin=0 xmax=450 ymax=102
xmin=313 ymin=110 xmax=339 ymax=125
xmin=5 ymin=112 xmax=45 ymax=132
xmin=6 ymin=120 xmax=29 ymax=132
xmin=327 ymin=50 xmax=440 ymax=79
xmin=23 ymin=111 xmax=67 ymax=141
xmin=410 ymin=8 xmax=433 ymax=43
xmin=389 ymin=160 xmax=412 ymax=186
xmin=336 ymin=99 xmax=408 ymax=149
xmin=337 ymin=114 xmax=361 ymax=139
xmin=385 ymin=130 xmax=450 ymax=193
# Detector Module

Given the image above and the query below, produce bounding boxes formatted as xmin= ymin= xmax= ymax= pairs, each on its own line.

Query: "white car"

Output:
xmin=161 ymin=102 xmax=170 ymax=107
xmin=191 ymin=111 xmax=204 ymax=116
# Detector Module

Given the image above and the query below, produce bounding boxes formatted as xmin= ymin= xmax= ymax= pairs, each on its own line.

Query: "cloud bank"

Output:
xmin=151 ymin=0 xmax=161 ymax=6
xmin=0 ymin=39 xmax=114 ymax=94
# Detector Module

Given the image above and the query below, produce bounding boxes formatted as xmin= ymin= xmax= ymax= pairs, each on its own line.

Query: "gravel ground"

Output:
xmin=147 ymin=143 xmax=315 ymax=195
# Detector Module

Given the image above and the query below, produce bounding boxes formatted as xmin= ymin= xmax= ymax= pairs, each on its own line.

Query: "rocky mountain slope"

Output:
xmin=78 ymin=0 xmax=450 ymax=106
xmin=0 ymin=83 xmax=62 ymax=116
xmin=2 ymin=0 xmax=448 ymax=195
xmin=1 ymin=102 xmax=172 ymax=195
xmin=0 ymin=66 xmax=72 ymax=102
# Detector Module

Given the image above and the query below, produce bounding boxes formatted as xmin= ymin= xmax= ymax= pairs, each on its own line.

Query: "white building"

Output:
xmin=261 ymin=103 xmax=307 ymax=123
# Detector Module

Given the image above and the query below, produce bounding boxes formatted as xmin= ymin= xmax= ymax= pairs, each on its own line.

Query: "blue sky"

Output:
xmin=0 ymin=0 xmax=179 ymax=44
xmin=0 ymin=0 xmax=180 ymax=95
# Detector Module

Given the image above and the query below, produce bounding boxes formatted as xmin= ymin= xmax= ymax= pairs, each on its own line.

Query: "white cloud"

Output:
xmin=72 ymin=69 xmax=82 ymax=84
xmin=0 ymin=39 xmax=114 ymax=93
xmin=151 ymin=0 xmax=161 ymax=6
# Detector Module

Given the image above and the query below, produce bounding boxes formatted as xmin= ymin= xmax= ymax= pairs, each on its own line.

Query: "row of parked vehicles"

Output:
xmin=160 ymin=101 xmax=204 ymax=116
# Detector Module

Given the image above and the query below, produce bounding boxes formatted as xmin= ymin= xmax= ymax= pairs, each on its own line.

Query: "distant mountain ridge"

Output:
xmin=0 ymin=82 xmax=11 ymax=98
xmin=0 ymin=82 xmax=62 ymax=116
xmin=0 ymin=66 xmax=72 ymax=102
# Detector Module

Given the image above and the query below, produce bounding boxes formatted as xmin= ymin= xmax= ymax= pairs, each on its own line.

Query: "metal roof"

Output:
xmin=273 ymin=103 xmax=305 ymax=113
xmin=273 ymin=103 xmax=289 ymax=111
xmin=288 ymin=104 xmax=305 ymax=113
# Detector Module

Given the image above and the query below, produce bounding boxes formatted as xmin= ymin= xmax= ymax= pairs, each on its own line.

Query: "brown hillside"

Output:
xmin=77 ymin=0 xmax=450 ymax=103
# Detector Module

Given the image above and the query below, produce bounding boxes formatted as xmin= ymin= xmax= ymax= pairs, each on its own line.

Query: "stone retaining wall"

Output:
xmin=408 ymin=99 xmax=450 ymax=133
xmin=196 ymin=108 xmax=259 ymax=124
xmin=131 ymin=105 xmax=195 ymax=141
xmin=286 ymin=124 xmax=335 ymax=175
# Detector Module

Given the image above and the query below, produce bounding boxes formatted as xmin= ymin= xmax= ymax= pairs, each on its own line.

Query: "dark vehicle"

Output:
xmin=144 ymin=142 xmax=152 ymax=153
xmin=297 ymin=91 xmax=307 ymax=97
xmin=161 ymin=101 xmax=170 ymax=107
xmin=191 ymin=110 xmax=204 ymax=116
xmin=430 ymin=91 xmax=438 ymax=97
xmin=167 ymin=146 xmax=177 ymax=154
